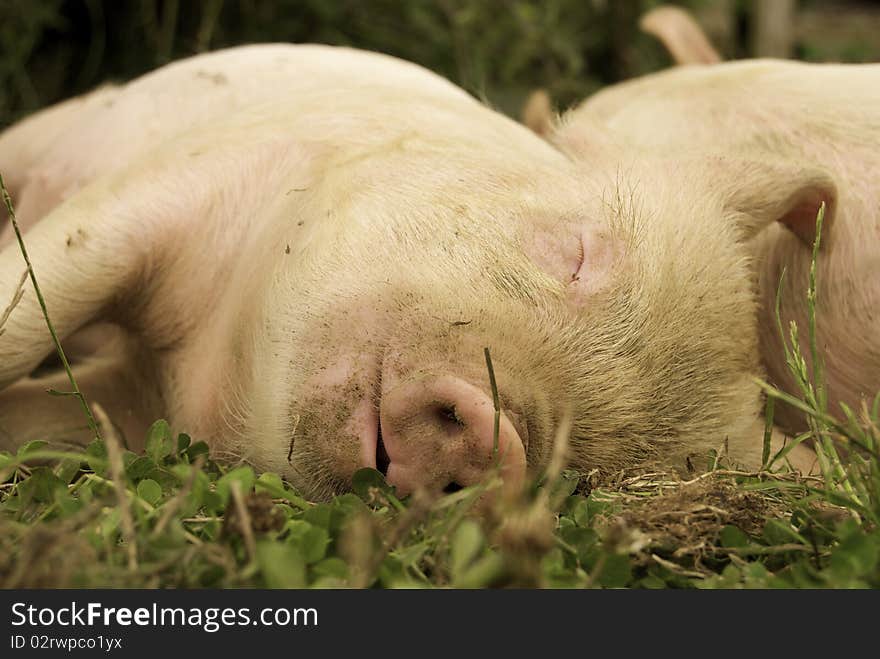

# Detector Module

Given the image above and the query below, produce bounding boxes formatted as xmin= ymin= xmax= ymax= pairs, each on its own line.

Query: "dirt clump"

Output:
xmin=598 ymin=473 xmax=788 ymax=568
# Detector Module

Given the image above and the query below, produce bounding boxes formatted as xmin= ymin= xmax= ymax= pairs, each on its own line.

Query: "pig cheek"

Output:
xmin=307 ymin=353 xmax=367 ymax=390
xmin=296 ymin=352 xmax=379 ymax=471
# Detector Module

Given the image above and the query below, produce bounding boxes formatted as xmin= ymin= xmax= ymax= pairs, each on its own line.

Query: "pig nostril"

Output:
xmin=435 ymin=404 xmax=465 ymax=433
xmin=376 ymin=423 xmax=390 ymax=477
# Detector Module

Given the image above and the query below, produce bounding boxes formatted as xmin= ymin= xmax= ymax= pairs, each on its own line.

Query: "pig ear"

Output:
xmin=640 ymin=5 xmax=722 ymax=65
xmin=521 ymin=89 xmax=555 ymax=137
xmin=549 ymin=112 xmax=622 ymax=164
xmin=718 ymin=159 xmax=838 ymax=246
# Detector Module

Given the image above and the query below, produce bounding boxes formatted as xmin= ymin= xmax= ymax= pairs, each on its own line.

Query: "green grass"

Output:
xmin=1 ymin=195 xmax=878 ymax=588
xmin=1 ymin=422 xmax=877 ymax=588
xmin=0 ymin=0 xmax=693 ymax=126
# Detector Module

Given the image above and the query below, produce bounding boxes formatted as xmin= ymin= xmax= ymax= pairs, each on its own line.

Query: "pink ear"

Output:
xmin=778 ymin=187 xmax=835 ymax=246
xmin=640 ymin=5 xmax=722 ymax=65
xmin=719 ymin=158 xmax=838 ymax=247
xmin=521 ymin=89 xmax=554 ymax=137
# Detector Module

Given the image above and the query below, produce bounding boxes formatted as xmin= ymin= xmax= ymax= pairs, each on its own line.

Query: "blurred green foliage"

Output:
xmin=2 ymin=1 xmax=876 ymax=132
xmin=0 ymin=0 xmax=693 ymax=125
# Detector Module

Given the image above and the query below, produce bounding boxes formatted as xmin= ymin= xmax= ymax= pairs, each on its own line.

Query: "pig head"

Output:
xmin=0 ymin=44 xmax=809 ymax=500
xmin=544 ymin=9 xmax=879 ymax=437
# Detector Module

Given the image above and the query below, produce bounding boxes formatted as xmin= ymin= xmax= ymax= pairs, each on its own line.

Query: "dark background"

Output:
xmin=1 ymin=0 xmax=878 ymax=126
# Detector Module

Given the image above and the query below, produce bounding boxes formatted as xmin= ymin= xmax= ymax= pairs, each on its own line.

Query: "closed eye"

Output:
xmin=565 ymin=227 xmax=616 ymax=306
xmin=522 ymin=222 xmax=610 ymax=301
xmin=570 ymin=236 xmax=586 ymax=283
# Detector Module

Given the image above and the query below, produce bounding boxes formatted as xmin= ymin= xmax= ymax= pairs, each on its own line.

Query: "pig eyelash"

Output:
xmin=570 ymin=236 xmax=586 ymax=283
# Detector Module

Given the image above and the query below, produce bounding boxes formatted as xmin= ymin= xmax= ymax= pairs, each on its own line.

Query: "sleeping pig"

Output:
xmin=0 ymin=44 xmax=817 ymax=500
xmin=543 ymin=8 xmax=879 ymax=437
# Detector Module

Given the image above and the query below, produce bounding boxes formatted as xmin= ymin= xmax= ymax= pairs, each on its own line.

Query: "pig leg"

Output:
xmin=0 ymin=181 xmax=155 ymax=390
xmin=1 ymin=175 xmax=75 ymax=249
xmin=0 ymin=86 xmax=119 ymax=246
xmin=0 ymin=330 xmax=160 ymax=452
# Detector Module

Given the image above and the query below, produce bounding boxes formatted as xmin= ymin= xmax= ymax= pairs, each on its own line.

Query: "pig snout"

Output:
xmin=377 ymin=376 xmax=527 ymax=495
